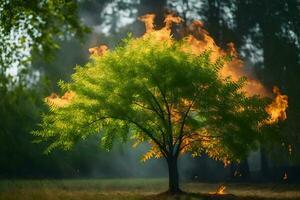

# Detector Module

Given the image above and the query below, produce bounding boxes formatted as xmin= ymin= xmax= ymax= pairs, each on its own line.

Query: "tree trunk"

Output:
xmin=260 ymin=147 xmax=269 ymax=179
xmin=166 ymin=156 xmax=181 ymax=194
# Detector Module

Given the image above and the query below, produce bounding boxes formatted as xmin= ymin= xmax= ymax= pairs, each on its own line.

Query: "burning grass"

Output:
xmin=0 ymin=179 xmax=299 ymax=200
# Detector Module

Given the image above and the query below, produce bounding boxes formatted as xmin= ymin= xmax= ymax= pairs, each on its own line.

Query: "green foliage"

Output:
xmin=0 ymin=84 xmax=43 ymax=176
xmin=0 ymin=0 xmax=89 ymax=89
xmin=35 ymin=33 xmax=269 ymax=163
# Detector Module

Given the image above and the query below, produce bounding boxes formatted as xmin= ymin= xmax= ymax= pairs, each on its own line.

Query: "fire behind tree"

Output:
xmin=37 ymin=14 xmax=288 ymax=194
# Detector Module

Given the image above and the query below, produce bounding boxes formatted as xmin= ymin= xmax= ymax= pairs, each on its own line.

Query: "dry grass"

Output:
xmin=0 ymin=179 xmax=299 ymax=200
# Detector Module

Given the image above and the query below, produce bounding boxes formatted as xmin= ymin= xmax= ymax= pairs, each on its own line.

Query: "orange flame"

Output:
xmin=163 ymin=15 xmax=183 ymax=29
xmin=223 ymin=158 xmax=231 ymax=167
xmin=216 ymin=185 xmax=226 ymax=195
xmin=265 ymin=86 xmax=288 ymax=124
xmin=234 ymin=171 xmax=242 ymax=177
xmin=288 ymin=144 xmax=292 ymax=155
xmin=138 ymin=14 xmax=155 ymax=33
xmin=89 ymin=45 xmax=108 ymax=56
xmin=46 ymin=91 xmax=76 ymax=107
xmin=283 ymin=172 xmax=288 ymax=180
xmin=138 ymin=14 xmax=182 ymax=43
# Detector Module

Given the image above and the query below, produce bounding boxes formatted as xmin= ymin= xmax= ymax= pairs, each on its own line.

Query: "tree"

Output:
xmin=35 ymin=17 xmax=271 ymax=193
xmin=0 ymin=0 xmax=88 ymax=91
xmin=0 ymin=0 xmax=91 ymax=178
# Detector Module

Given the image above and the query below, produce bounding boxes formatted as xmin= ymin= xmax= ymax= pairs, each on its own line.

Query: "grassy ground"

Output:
xmin=0 ymin=178 xmax=299 ymax=200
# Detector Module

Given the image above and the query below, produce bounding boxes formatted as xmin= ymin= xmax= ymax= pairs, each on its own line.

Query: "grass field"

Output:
xmin=0 ymin=178 xmax=299 ymax=200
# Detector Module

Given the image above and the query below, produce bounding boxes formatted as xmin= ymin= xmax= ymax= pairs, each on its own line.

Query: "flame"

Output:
xmin=265 ymin=86 xmax=288 ymax=124
xmin=138 ymin=14 xmax=155 ymax=33
xmin=283 ymin=172 xmax=288 ymax=180
xmin=223 ymin=158 xmax=231 ymax=167
xmin=216 ymin=185 xmax=226 ymax=195
xmin=186 ymin=22 xmax=268 ymax=97
xmin=234 ymin=171 xmax=242 ymax=177
xmin=138 ymin=14 xmax=182 ymax=43
xmin=89 ymin=45 xmax=108 ymax=56
xmin=288 ymin=144 xmax=292 ymax=155
xmin=46 ymin=91 xmax=76 ymax=107
xmin=164 ymin=15 xmax=183 ymax=29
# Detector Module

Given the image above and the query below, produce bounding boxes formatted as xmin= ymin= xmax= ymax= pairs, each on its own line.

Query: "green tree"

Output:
xmin=0 ymin=0 xmax=88 ymax=91
xmin=35 ymin=23 xmax=271 ymax=193
xmin=0 ymin=0 xmax=91 ymax=177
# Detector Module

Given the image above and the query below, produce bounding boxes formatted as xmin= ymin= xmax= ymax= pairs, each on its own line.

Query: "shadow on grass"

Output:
xmin=144 ymin=192 xmax=298 ymax=200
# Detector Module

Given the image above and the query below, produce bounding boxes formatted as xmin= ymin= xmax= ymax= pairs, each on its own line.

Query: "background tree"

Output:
xmin=0 ymin=0 xmax=89 ymax=178
xmin=0 ymin=0 xmax=88 ymax=91
xmin=232 ymin=0 xmax=300 ymax=179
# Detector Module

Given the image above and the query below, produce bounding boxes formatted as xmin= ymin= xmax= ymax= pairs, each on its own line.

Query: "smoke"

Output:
xmin=89 ymin=142 xmax=168 ymax=178
xmin=71 ymin=138 xmax=231 ymax=180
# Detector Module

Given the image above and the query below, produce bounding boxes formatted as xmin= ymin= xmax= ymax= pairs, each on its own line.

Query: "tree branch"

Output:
xmin=174 ymin=91 xmax=200 ymax=156
xmin=128 ymin=119 xmax=168 ymax=157
xmin=174 ymin=103 xmax=193 ymax=156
